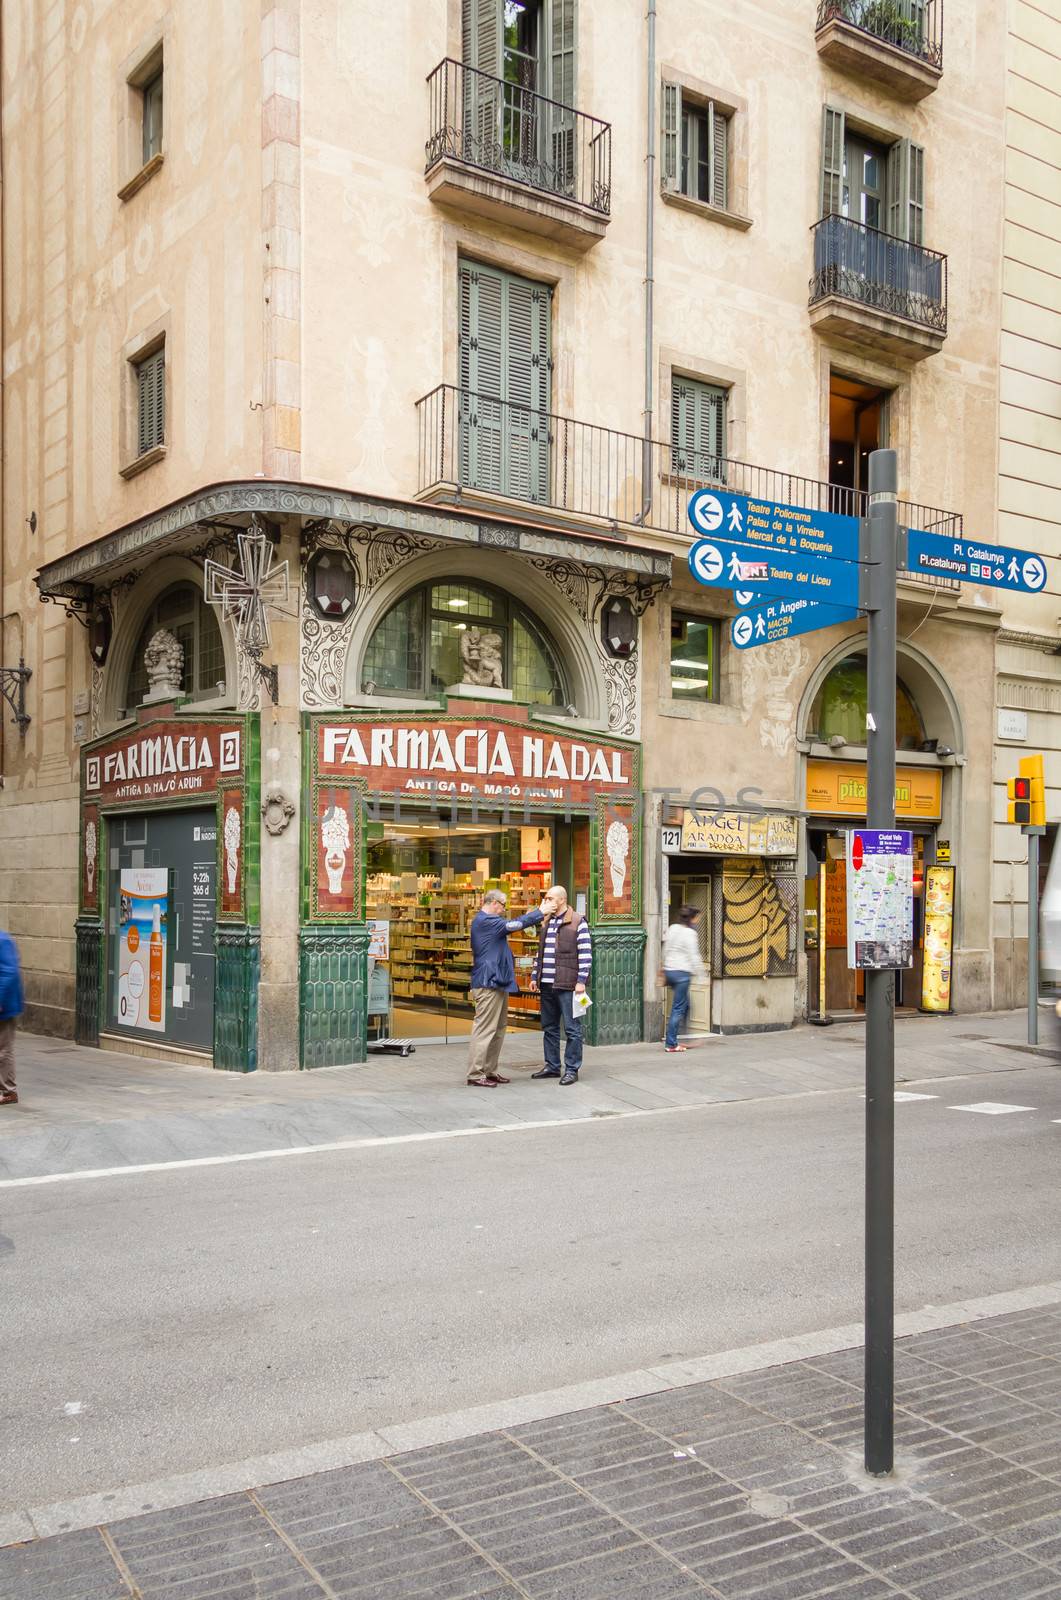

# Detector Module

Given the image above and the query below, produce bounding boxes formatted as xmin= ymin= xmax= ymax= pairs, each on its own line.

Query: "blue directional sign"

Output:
xmin=688 ymin=488 xmax=860 ymax=561
xmin=904 ymin=531 xmax=1048 ymax=593
xmin=689 ymin=537 xmax=861 ymax=610
xmin=731 ymin=596 xmax=860 ymax=650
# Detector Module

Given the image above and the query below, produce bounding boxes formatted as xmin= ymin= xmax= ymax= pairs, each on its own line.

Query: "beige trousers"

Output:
xmin=0 ymin=1018 xmax=16 ymax=1095
xmin=467 ymin=987 xmax=509 ymax=1078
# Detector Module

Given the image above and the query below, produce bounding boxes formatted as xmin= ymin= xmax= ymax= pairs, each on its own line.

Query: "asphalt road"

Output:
xmin=2 ymin=1060 xmax=1060 ymax=1513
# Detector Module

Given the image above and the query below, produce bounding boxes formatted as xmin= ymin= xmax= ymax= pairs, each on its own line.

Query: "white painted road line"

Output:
xmin=949 ymin=1102 xmax=1037 ymax=1115
xmin=860 ymin=1091 xmax=938 ymax=1102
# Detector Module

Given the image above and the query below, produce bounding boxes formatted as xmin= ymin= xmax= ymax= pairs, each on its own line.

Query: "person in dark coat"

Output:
xmin=466 ymin=890 xmax=543 ymax=1087
xmin=0 ymin=929 xmax=24 ymax=1105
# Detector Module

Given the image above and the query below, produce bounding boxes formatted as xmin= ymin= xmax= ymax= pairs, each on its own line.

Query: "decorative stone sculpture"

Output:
xmin=605 ymin=818 xmax=630 ymax=901
xmin=142 ymin=628 xmax=184 ymax=702
xmin=224 ymin=806 xmax=241 ymax=896
xmin=84 ymin=818 xmax=97 ymax=897
xmin=262 ymin=786 xmax=296 ymax=836
xmin=321 ymin=803 xmax=351 ymax=897
xmin=459 ymin=627 xmax=504 ymax=689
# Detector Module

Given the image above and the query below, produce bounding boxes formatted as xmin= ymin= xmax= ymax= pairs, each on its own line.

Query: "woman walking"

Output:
xmin=661 ymin=905 xmax=706 ymax=1053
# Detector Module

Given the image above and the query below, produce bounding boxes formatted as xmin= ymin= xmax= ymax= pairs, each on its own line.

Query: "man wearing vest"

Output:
xmin=530 ymin=884 xmax=592 ymax=1086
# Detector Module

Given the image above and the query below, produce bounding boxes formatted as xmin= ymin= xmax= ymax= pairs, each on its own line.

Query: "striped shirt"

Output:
xmin=540 ymin=915 xmax=593 ymax=986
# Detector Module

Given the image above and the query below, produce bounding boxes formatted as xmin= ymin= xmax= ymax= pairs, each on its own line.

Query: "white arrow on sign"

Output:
xmin=734 ymin=589 xmax=756 ymax=606
xmin=732 ymin=614 xmax=754 ymax=647
xmin=691 ymin=542 xmax=725 ymax=582
xmin=689 ymin=493 xmax=724 ymax=535
xmin=1023 ymin=555 xmax=1047 ymax=591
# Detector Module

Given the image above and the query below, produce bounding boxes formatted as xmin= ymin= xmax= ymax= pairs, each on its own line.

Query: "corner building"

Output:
xmin=1 ymin=0 xmax=1008 ymax=1067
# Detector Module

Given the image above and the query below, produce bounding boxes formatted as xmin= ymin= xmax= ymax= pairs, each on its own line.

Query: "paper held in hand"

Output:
xmin=573 ymin=991 xmax=593 ymax=1016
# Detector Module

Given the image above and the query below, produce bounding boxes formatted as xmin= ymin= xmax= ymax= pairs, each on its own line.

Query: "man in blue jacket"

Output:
xmin=0 ymin=929 xmax=24 ymax=1105
xmin=466 ymin=889 xmax=543 ymax=1088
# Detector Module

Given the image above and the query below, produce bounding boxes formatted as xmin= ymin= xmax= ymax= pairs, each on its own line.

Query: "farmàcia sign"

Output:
xmin=316 ymin=716 xmax=636 ymax=802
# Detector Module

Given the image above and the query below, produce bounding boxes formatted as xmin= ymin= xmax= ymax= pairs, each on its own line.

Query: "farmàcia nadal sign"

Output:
xmin=315 ymin=716 xmax=636 ymax=803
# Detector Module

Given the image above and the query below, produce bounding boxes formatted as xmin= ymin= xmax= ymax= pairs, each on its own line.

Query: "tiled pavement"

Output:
xmin=6 ymin=1305 xmax=1061 ymax=1598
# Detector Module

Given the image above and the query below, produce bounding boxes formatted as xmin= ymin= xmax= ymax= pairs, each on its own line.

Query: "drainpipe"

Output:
xmin=640 ymin=0 xmax=656 ymax=524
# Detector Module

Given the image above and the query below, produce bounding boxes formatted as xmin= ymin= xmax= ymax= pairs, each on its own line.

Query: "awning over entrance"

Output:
xmin=35 ymin=481 xmax=673 ymax=609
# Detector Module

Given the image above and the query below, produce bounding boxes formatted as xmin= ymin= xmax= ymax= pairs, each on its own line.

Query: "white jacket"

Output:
xmin=661 ymin=923 xmax=706 ymax=980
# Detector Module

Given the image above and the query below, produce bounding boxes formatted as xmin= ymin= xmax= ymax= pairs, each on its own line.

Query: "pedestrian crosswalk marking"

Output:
xmin=949 ymin=1102 xmax=1037 ymax=1115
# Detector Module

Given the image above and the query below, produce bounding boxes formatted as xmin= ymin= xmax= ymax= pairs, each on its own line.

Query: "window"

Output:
xmin=457 ymin=259 xmax=552 ymax=503
xmin=124 ymin=585 xmax=226 ymax=713
xmin=462 ymin=1 xmax=577 ymax=192
xmin=809 ymin=655 xmax=925 ymax=750
xmin=820 ymin=108 xmax=924 ymax=242
xmin=663 ymin=85 xmax=729 ymax=210
xmin=134 ymin=345 xmax=165 ymax=457
xmin=142 ymin=66 xmax=163 ymax=164
xmin=362 ymin=581 xmax=566 ymax=705
xmin=670 ymin=612 xmax=720 ymax=703
xmin=671 ymin=376 xmax=727 ymax=483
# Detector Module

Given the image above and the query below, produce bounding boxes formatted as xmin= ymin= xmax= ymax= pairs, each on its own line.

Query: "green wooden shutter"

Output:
xmin=885 ymin=138 xmax=924 ymax=242
xmin=137 ymin=348 xmax=164 ymax=455
xmin=462 ymin=0 xmax=502 ymax=166
xmin=672 ymin=378 xmax=726 ymax=484
xmin=661 ymin=82 xmax=681 ymax=193
xmin=458 ymin=260 xmax=551 ymax=501
xmin=820 ymin=106 xmax=845 ymax=217
xmin=549 ymin=0 xmax=577 ymax=192
xmin=709 ymin=104 xmax=728 ymax=210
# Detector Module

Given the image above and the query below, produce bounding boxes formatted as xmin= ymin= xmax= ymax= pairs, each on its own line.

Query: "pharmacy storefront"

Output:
xmin=75 ymin=706 xmax=260 ymax=1068
xmin=299 ymin=703 xmax=645 ymax=1064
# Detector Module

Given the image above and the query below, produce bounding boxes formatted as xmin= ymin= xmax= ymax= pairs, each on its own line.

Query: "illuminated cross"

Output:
xmin=204 ymin=519 xmax=290 ymax=655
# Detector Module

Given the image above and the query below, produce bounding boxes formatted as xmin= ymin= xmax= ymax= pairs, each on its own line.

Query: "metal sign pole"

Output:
xmin=864 ymin=449 xmax=898 ymax=1477
xmin=1028 ymin=828 xmax=1041 ymax=1046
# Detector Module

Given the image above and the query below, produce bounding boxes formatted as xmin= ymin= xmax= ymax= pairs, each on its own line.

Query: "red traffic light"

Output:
xmin=1013 ymin=777 xmax=1031 ymax=800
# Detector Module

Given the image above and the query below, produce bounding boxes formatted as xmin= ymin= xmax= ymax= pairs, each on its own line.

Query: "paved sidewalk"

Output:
xmin=1 ymin=1010 xmax=1054 ymax=1183
xmin=5 ymin=1301 xmax=1061 ymax=1597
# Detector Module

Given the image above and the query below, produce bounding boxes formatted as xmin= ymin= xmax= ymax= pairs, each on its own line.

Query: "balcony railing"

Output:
xmin=810 ymin=215 xmax=947 ymax=335
xmin=425 ymin=58 xmax=611 ymax=216
xmin=816 ymin=0 xmax=943 ymax=70
xmin=416 ymin=385 xmax=962 ymax=566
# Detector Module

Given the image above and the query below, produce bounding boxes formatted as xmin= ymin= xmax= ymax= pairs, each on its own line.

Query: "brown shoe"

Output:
xmin=0 ymin=1092 xmax=18 ymax=1105
xmin=485 ymin=1072 xmax=510 ymax=1084
xmin=466 ymin=1075 xmax=497 ymax=1088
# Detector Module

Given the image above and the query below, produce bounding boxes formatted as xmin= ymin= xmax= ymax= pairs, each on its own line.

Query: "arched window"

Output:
xmin=809 ymin=654 xmax=926 ymax=751
xmin=124 ymin=584 xmax=227 ymax=713
xmin=362 ymin=581 xmax=566 ymax=705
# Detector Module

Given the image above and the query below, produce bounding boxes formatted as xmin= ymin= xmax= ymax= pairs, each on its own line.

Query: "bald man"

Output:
xmin=530 ymin=884 xmax=592 ymax=1085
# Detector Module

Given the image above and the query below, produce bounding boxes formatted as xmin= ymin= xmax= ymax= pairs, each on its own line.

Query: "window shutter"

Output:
xmin=709 ymin=103 xmax=728 ymax=211
xmin=819 ymin=106 xmax=845 ymax=218
xmin=458 ymin=260 xmax=505 ymax=492
xmin=462 ymin=0 xmax=502 ymax=165
xmin=885 ymin=138 xmax=924 ymax=244
xmin=458 ymin=260 xmax=550 ymax=500
xmin=661 ymin=81 xmax=681 ymax=193
xmin=549 ymin=0 xmax=577 ymax=192
xmin=672 ymin=378 xmax=726 ymax=484
xmin=503 ymin=274 xmax=551 ymax=502
xmin=137 ymin=349 xmax=164 ymax=456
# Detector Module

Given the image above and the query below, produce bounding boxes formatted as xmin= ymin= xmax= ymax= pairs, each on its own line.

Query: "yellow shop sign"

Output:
xmin=680 ymin=810 xmax=799 ymax=857
xmin=805 ymin=760 xmax=942 ymax=821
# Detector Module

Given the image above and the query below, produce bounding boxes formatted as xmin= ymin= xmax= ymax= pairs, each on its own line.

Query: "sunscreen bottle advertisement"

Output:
xmin=118 ymin=868 xmax=169 ymax=1032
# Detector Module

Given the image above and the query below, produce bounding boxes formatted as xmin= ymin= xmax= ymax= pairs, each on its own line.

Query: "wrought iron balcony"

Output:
xmin=809 ymin=216 xmax=947 ymax=360
xmin=816 ymin=1 xmax=942 ymax=98
xmin=425 ymin=58 xmax=611 ymax=248
xmin=416 ymin=384 xmax=962 ymax=588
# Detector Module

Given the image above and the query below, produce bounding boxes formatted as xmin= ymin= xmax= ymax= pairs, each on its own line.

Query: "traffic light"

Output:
xmin=1007 ymin=753 xmax=1046 ymax=826
xmin=1021 ymin=752 xmax=1046 ymax=827
xmin=1007 ymin=775 xmax=1031 ymax=824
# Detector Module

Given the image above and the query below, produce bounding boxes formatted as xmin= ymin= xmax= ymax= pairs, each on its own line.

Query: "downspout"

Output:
xmin=640 ymin=0 xmax=656 ymax=524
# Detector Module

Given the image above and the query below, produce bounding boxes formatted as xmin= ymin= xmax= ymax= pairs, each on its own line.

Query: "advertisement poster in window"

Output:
xmin=921 ymin=864 xmax=955 ymax=1013
xmin=117 ymin=868 xmax=169 ymax=1032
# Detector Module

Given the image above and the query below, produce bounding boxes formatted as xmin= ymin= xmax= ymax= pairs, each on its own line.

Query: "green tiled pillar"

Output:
xmin=587 ymin=926 xmax=646 ymax=1045
xmin=74 ymin=917 xmax=103 ymax=1046
xmin=299 ymin=925 xmax=370 ymax=1068
xmin=214 ymin=926 xmax=261 ymax=1072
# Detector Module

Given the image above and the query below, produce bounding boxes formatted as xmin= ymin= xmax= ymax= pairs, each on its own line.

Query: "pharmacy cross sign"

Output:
xmin=204 ymin=520 xmax=290 ymax=655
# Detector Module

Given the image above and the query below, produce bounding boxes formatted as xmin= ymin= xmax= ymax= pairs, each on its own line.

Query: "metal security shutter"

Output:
xmin=671 ymin=376 xmax=726 ymax=484
xmin=820 ymin=106 xmax=845 ymax=217
xmin=458 ymin=259 xmax=552 ymax=501
xmin=136 ymin=347 xmax=165 ymax=455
